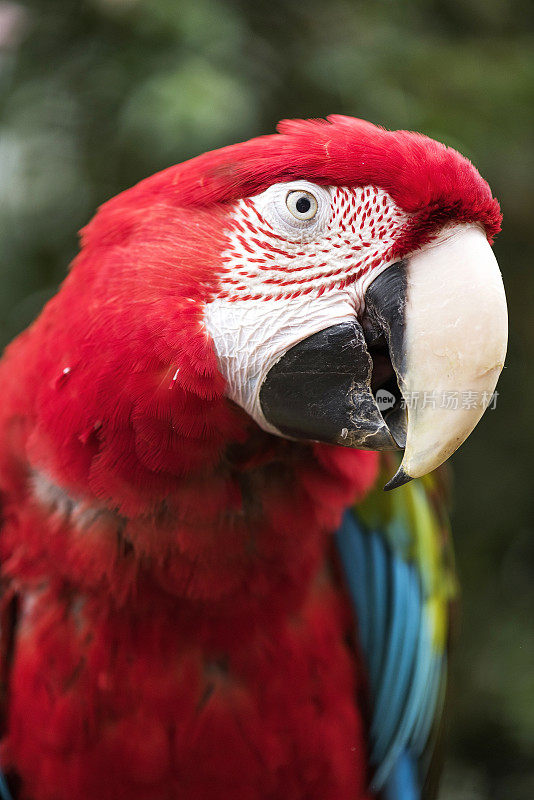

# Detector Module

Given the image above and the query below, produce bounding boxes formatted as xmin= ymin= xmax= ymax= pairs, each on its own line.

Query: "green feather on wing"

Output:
xmin=356 ymin=460 xmax=458 ymax=653
xmin=336 ymin=456 xmax=458 ymax=799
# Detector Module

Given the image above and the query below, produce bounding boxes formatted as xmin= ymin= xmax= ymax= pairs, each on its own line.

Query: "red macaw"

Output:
xmin=0 ymin=116 xmax=507 ymax=800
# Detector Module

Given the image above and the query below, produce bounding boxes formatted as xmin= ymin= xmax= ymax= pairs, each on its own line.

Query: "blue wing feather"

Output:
xmin=0 ymin=770 xmax=13 ymax=800
xmin=367 ymin=532 xmax=389 ymax=684
xmin=335 ymin=470 xmax=456 ymax=800
xmin=336 ymin=511 xmax=370 ymax=652
xmin=411 ymin=654 xmax=443 ymax=755
xmin=371 ymin=555 xmax=419 ymax=759
xmin=382 ymin=752 xmax=419 ymax=800
xmin=370 ymin=547 xmax=409 ymax=754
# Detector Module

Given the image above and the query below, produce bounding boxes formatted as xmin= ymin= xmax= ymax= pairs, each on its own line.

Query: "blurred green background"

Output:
xmin=0 ymin=0 xmax=532 ymax=797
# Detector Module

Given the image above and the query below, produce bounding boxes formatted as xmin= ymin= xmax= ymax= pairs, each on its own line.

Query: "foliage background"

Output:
xmin=0 ymin=1 xmax=532 ymax=797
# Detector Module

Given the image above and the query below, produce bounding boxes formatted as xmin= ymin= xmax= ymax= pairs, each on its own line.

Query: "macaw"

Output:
xmin=0 ymin=116 xmax=507 ymax=800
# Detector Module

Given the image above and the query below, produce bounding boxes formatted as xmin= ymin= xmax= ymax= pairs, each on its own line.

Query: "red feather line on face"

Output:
xmin=81 ymin=115 xmax=501 ymax=257
xmin=215 ymin=185 xmax=409 ymax=303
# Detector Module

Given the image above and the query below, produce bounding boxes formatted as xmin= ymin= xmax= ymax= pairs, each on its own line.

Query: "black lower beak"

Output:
xmin=259 ymin=262 xmax=408 ymax=453
xmin=259 ymin=320 xmax=401 ymax=451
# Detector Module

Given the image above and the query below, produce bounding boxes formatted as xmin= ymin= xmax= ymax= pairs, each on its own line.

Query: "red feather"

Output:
xmin=0 ymin=116 xmax=498 ymax=799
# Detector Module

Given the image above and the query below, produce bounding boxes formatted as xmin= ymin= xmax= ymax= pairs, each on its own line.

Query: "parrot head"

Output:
xmin=196 ymin=116 xmax=507 ymax=488
xmin=32 ymin=115 xmax=507 ymax=504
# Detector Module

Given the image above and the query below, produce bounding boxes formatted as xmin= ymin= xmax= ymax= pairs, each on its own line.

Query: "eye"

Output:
xmin=285 ymin=190 xmax=318 ymax=221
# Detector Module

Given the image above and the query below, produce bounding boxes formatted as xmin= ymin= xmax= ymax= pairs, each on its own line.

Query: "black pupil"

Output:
xmin=295 ymin=196 xmax=311 ymax=214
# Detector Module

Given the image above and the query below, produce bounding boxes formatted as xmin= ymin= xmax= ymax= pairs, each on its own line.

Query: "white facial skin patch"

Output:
xmin=205 ymin=289 xmax=359 ymax=434
xmin=204 ymin=181 xmax=411 ymax=431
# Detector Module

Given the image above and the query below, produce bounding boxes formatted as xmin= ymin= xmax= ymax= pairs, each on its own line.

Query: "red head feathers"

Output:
xmin=83 ymin=115 xmax=501 ymax=254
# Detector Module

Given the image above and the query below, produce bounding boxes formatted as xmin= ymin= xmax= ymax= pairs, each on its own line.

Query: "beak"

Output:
xmin=259 ymin=224 xmax=508 ymax=488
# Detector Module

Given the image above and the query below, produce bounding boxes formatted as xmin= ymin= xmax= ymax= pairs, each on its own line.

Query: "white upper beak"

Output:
xmin=390 ymin=223 xmax=508 ymax=484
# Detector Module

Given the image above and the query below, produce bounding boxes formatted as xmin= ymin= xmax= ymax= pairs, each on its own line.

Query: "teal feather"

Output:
xmin=335 ymin=466 xmax=457 ymax=800
xmin=0 ymin=770 xmax=13 ymax=800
